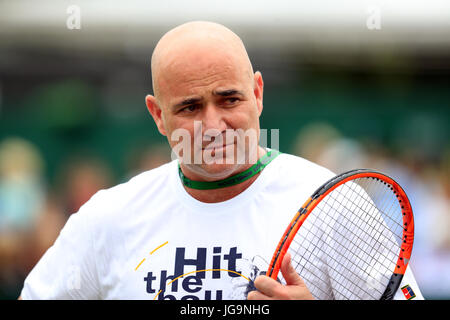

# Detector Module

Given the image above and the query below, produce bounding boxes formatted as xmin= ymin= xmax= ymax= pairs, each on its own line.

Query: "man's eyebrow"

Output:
xmin=213 ymin=89 xmax=245 ymax=97
xmin=172 ymin=97 xmax=203 ymax=109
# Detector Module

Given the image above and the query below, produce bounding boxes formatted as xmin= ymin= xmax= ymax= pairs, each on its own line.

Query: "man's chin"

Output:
xmin=184 ymin=162 xmax=243 ymax=181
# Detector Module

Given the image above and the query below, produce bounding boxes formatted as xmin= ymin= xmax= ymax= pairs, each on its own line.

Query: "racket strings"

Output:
xmin=361 ymin=178 xmax=402 ymax=233
xmin=325 ymin=178 xmax=402 ymax=293
xmin=326 ymin=180 xmax=401 ymax=254
xmin=286 ymin=177 xmax=404 ymax=300
xmin=290 ymin=205 xmax=389 ymax=299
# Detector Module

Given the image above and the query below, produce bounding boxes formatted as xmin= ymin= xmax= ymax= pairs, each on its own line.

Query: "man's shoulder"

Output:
xmin=264 ymin=152 xmax=337 ymax=196
xmin=276 ymin=152 xmax=335 ymax=180
xmin=121 ymin=160 xmax=177 ymax=191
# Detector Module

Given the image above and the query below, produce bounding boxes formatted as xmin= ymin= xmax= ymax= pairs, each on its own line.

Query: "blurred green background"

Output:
xmin=0 ymin=0 xmax=449 ymax=300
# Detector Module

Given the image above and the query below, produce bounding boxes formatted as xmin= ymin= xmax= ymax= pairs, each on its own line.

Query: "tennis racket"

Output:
xmin=267 ymin=169 xmax=414 ymax=300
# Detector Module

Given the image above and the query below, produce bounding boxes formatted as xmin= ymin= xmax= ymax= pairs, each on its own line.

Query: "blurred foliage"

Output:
xmin=1 ymin=68 xmax=449 ymax=183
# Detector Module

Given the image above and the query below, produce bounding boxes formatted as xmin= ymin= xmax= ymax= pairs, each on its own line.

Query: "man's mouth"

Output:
xmin=202 ymin=142 xmax=235 ymax=151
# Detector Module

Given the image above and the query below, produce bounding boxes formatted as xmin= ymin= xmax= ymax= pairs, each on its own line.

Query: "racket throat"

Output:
xmin=380 ymin=273 xmax=403 ymax=300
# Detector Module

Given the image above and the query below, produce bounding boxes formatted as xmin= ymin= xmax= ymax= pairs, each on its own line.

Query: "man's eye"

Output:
xmin=180 ymin=105 xmax=198 ymax=113
xmin=225 ymin=97 xmax=239 ymax=104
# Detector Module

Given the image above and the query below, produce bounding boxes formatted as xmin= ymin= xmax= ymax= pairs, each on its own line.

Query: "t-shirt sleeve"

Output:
xmin=20 ymin=203 xmax=100 ymax=300
xmin=393 ymin=265 xmax=424 ymax=300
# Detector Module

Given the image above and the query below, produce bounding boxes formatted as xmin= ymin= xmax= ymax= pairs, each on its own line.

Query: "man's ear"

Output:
xmin=145 ymin=95 xmax=167 ymax=136
xmin=253 ymin=71 xmax=264 ymax=116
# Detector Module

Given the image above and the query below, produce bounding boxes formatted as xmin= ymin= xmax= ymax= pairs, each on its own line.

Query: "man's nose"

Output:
xmin=201 ymin=103 xmax=227 ymax=133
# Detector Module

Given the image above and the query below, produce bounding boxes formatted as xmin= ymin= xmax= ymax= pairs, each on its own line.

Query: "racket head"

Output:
xmin=267 ymin=169 xmax=414 ymax=300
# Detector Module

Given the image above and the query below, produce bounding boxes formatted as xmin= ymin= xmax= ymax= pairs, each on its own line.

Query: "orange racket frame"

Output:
xmin=266 ymin=169 xmax=414 ymax=300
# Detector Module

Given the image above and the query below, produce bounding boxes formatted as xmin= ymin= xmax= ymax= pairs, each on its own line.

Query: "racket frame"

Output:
xmin=266 ymin=169 xmax=414 ymax=300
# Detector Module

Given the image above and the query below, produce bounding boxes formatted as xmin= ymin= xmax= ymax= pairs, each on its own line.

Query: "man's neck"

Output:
xmin=180 ymin=146 xmax=268 ymax=203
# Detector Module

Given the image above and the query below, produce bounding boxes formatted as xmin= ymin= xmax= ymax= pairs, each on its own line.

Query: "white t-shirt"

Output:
xmin=20 ymin=153 xmax=423 ymax=300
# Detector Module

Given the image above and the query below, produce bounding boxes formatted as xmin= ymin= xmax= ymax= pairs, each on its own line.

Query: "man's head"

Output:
xmin=145 ymin=21 xmax=264 ymax=180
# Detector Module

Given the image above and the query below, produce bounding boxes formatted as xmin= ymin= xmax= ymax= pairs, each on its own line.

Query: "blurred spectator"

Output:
xmin=55 ymin=154 xmax=114 ymax=216
xmin=292 ymin=122 xmax=368 ymax=174
xmin=24 ymin=195 xmax=66 ymax=271
xmin=0 ymin=137 xmax=45 ymax=232
xmin=0 ymin=137 xmax=47 ymax=299
xmin=124 ymin=143 xmax=172 ymax=179
xmin=0 ymin=143 xmax=117 ymax=299
xmin=435 ymin=148 xmax=450 ymax=250
xmin=292 ymin=122 xmax=341 ymax=168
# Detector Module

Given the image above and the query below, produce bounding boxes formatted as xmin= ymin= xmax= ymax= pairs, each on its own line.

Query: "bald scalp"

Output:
xmin=151 ymin=21 xmax=254 ymax=102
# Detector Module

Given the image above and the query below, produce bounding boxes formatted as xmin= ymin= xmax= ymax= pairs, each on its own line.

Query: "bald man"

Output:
xmin=19 ymin=21 xmax=423 ymax=300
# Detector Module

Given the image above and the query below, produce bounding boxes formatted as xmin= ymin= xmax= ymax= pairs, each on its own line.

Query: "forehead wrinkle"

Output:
xmin=172 ymin=62 xmax=234 ymax=88
xmin=159 ymin=51 xmax=244 ymax=101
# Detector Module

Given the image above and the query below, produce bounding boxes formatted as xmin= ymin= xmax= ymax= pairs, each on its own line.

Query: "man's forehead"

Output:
xmin=167 ymin=51 xmax=239 ymax=81
xmin=157 ymin=47 xmax=251 ymax=101
xmin=151 ymin=22 xmax=253 ymax=99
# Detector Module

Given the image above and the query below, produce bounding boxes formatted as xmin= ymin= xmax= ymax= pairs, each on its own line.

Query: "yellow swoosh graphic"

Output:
xmin=135 ymin=241 xmax=169 ymax=271
xmin=150 ymin=241 xmax=168 ymax=255
xmin=134 ymin=258 xmax=146 ymax=271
